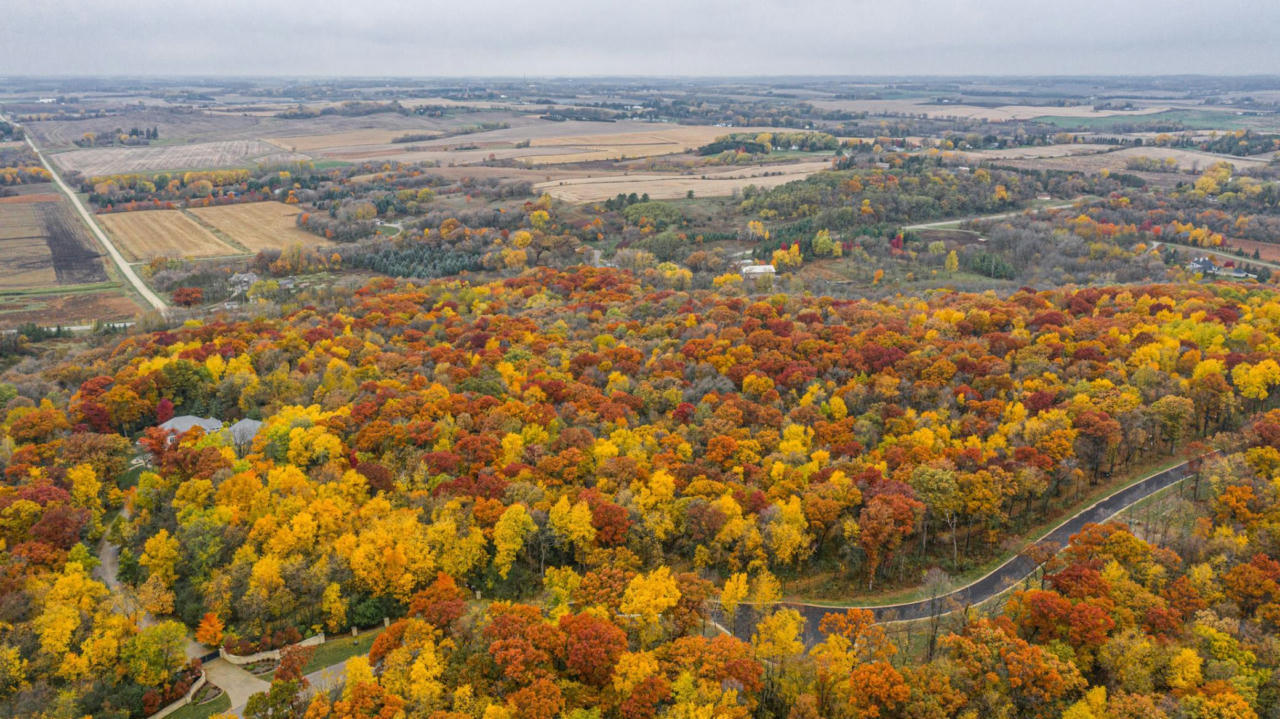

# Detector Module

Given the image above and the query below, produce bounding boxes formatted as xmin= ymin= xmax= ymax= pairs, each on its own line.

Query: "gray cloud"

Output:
xmin=1 ymin=0 xmax=1274 ymax=76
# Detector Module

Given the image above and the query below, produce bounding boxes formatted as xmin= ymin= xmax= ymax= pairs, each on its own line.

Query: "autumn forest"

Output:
xmin=7 ymin=73 xmax=1280 ymax=719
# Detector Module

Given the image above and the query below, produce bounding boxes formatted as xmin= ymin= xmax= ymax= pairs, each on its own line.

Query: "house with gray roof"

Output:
xmin=158 ymin=415 xmax=223 ymax=435
xmin=229 ymin=418 xmax=263 ymax=453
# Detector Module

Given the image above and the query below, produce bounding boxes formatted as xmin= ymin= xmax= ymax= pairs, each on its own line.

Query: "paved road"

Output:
xmin=723 ymin=459 xmax=1193 ymax=645
xmin=96 ymin=506 xmax=265 ymax=716
xmin=15 ymin=126 xmax=168 ymax=313
xmin=204 ymin=659 xmax=270 ymax=715
xmin=304 ymin=658 xmax=349 ymax=696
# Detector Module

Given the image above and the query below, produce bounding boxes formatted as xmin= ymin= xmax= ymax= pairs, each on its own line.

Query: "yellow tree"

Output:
xmin=752 ymin=608 xmax=804 ymax=664
xmin=140 ymin=529 xmax=181 ymax=587
xmin=620 ymin=567 xmax=681 ymax=646
xmin=549 ymin=496 xmax=596 ymax=555
xmin=66 ymin=464 xmax=104 ymax=534
xmin=493 ymin=504 xmax=536 ymax=579
xmin=767 ymin=496 xmax=813 ymax=566
xmin=720 ymin=572 xmax=750 ymax=628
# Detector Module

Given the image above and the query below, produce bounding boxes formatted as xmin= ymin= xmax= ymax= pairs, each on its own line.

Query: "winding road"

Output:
xmin=96 ymin=506 xmax=266 ymax=716
xmin=724 ymin=459 xmax=1195 ymax=645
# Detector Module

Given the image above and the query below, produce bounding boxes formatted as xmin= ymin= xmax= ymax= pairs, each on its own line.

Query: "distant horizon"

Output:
xmin=6 ymin=73 xmax=1280 ymax=81
xmin=4 ymin=0 xmax=1275 ymax=78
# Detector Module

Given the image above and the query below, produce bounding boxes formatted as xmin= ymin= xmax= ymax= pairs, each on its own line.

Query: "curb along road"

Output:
xmin=720 ymin=460 xmax=1193 ymax=644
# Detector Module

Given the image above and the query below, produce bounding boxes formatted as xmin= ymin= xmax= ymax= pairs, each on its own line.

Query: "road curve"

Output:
xmin=723 ymin=460 xmax=1193 ymax=644
xmin=19 ymin=131 xmax=168 ymax=313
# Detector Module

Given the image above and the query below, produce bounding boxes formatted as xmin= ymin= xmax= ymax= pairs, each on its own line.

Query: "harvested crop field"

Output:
xmin=49 ymin=140 xmax=312 ymax=176
xmin=520 ymin=125 xmax=754 ymax=165
xmin=188 ymin=202 xmax=328 ymax=252
xmin=957 ymin=144 xmax=1117 ymax=161
xmin=265 ymin=129 xmax=439 ymax=152
xmin=807 ymin=98 xmax=1172 ymax=121
xmin=0 ymin=203 xmax=57 ymax=290
xmin=311 ymin=121 xmax=764 ymax=166
xmin=0 ymin=200 xmax=108 ymax=289
xmin=0 ymin=290 xmax=142 ymax=329
xmin=1223 ymin=237 xmax=1280 ymax=264
xmin=98 ymin=210 xmax=238 ymax=260
xmin=535 ymin=160 xmax=831 ymax=203
xmin=0 ymin=193 xmax=61 ymax=204
xmin=1001 ymin=146 xmax=1269 ymax=176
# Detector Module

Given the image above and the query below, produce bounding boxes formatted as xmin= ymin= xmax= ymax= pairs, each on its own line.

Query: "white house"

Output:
xmin=741 ymin=264 xmax=776 ymax=277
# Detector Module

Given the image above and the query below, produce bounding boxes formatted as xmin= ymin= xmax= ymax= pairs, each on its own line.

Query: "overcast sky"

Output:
xmin=2 ymin=0 xmax=1276 ymax=77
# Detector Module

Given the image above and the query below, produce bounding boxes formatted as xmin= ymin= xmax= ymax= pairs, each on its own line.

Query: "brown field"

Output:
xmin=98 ymin=210 xmax=239 ymax=260
xmin=520 ymin=125 xmax=758 ymax=165
xmin=0 ymin=202 xmax=58 ymax=290
xmin=0 ymin=199 xmax=108 ymax=289
xmin=25 ymin=105 xmax=512 ymax=150
xmin=535 ymin=160 xmax=831 ymax=203
xmin=808 ymin=98 xmax=1172 ymax=121
xmin=0 ymin=193 xmax=61 ymax=204
xmin=0 ymin=291 xmax=143 ymax=329
xmin=188 ymin=202 xmax=329 ymax=252
xmin=265 ymin=129 xmax=440 ymax=153
xmin=1223 ymin=237 xmax=1280 ymax=263
xmin=307 ymin=120 xmax=764 ymax=167
xmin=50 ymin=140 xmax=312 ymax=176
xmin=955 ymin=144 xmax=1117 ymax=161
xmin=1001 ymin=146 xmax=1270 ymax=176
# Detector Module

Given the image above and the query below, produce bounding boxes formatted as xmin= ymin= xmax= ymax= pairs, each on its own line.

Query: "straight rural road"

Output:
xmin=722 ymin=459 xmax=1194 ymax=644
xmin=14 ymin=124 xmax=169 ymax=313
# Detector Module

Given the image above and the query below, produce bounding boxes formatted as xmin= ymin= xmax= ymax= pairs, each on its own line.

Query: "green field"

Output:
xmin=1032 ymin=109 xmax=1275 ymax=132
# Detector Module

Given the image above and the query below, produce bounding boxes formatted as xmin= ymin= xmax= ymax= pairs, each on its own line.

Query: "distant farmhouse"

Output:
xmin=1186 ymin=256 xmax=1256 ymax=279
xmin=228 ymin=272 xmax=260 ymax=296
xmin=740 ymin=264 xmax=776 ymax=278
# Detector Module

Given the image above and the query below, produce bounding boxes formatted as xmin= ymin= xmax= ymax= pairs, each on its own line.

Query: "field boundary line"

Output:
xmin=15 ymin=125 xmax=168 ymax=313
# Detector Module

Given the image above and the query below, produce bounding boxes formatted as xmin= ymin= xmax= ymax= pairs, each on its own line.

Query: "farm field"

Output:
xmin=1031 ymin=108 xmax=1278 ymax=131
xmin=0 ymin=192 xmax=61 ymax=204
xmin=98 ymin=209 xmax=239 ymax=260
xmin=1001 ymin=145 xmax=1270 ymax=176
xmin=1223 ymin=237 xmax=1280 ymax=263
xmin=308 ymin=120 xmax=762 ymax=166
xmin=0 ymin=191 xmax=108 ymax=289
xmin=48 ymin=139 xmax=311 ymax=176
xmin=23 ymin=106 xmax=515 ymax=150
xmin=808 ymin=97 xmax=1173 ymax=121
xmin=264 ymin=128 xmax=440 ymax=153
xmin=519 ymin=125 xmax=749 ymax=164
xmin=188 ymin=201 xmax=328 ymax=252
xmin=956 ymin=143 xmax=1118 ymax=160
xmin=0 ymin=287 xmax=142 ymax=329
xmin=535 ymin=159 xmax=832 ymax=202
xmin=0 ymin=201 xmax=58 ymax=290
